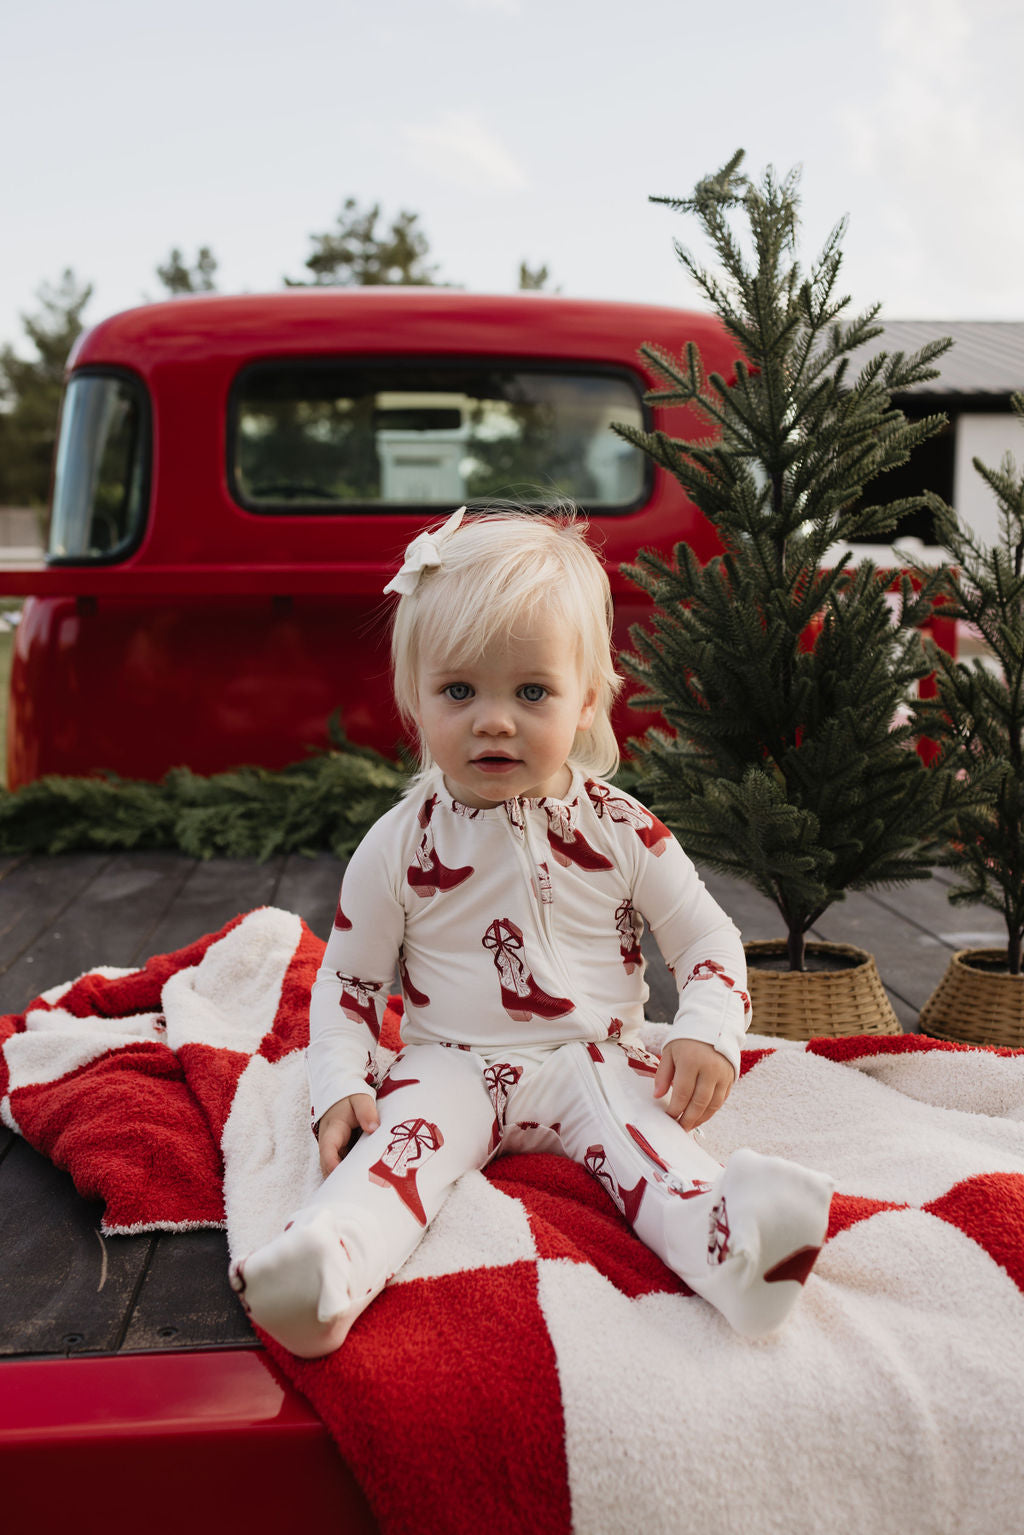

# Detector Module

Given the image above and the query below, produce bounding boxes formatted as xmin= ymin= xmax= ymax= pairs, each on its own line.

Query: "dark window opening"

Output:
xmin=847 ymin=408 xmax=955 ymax=546
xmin=229 ymin=360 xmax=648 ymax=514
xmin=48 ymin=371 xmax=149 ymax=564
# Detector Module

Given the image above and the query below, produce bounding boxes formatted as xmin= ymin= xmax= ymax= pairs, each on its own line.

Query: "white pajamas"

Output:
xmin=231 ymin=771 xmax=833 ymax=1354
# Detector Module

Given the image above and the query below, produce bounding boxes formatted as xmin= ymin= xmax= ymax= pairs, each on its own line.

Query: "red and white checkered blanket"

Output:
xmin=3 ymin=906 xmax=1024 ymax=1535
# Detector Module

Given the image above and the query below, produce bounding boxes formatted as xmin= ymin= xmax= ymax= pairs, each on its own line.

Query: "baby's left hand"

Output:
xmin=654 ymin=1038 xmax=735 ymax=1131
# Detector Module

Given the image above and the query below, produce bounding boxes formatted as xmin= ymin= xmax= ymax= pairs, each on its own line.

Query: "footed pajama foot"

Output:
xmin=672 ymin=1147 xmax=834 ymax=1337
xmin=229 ymin=1205 xmax=375 ymax=1358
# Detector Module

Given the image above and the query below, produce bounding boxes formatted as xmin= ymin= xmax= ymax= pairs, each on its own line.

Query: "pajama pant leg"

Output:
xmin=230 ymin=1043 xmax=495 ymax=1357
xmin=504 ymin=1041 xmax=834 ymax=1336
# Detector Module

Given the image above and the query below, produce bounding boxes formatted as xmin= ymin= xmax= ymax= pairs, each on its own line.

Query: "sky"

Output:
xmin=3 ymin=0 xmax=1024 ymax=355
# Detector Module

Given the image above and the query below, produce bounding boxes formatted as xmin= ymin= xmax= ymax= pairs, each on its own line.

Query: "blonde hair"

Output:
xmin=390 ymin=505 xmax=623 ymax=780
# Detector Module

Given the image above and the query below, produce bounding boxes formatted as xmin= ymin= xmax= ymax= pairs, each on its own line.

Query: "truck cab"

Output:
xmin=1 ymin=289 xmax=740 ymax=787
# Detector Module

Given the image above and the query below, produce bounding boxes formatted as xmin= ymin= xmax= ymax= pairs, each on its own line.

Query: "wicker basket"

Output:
xmin=744 ymin=939 xmax=901 ymax=1040
xmin=918 ymin=949 xmax=1024 ymax=1049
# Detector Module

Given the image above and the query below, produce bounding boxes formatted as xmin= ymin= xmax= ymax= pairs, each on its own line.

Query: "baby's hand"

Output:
xmin=317 ymin=1093 xmax=380 ymax=1178
xmin=653 ymin=1039 xmax=735 ymax=1131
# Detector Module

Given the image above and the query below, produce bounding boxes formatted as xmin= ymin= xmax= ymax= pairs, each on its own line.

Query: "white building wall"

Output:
xmin=953 ymin=414 xmax=1024 ymax=545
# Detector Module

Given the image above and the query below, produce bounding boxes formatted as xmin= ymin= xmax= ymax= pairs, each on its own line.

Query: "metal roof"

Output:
xmin=855 ymin=320 xmax=1024 ymax=397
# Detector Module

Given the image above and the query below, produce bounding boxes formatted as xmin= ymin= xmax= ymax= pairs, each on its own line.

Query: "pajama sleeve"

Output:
xmin=307 ymin=813 xmax=406 ymax=1122
xmin=632 ymin=832 xmax=750 ymax=1078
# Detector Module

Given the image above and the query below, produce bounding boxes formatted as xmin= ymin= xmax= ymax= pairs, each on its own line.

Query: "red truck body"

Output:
xmin=1 ymin=289 xmax=741 ymax=788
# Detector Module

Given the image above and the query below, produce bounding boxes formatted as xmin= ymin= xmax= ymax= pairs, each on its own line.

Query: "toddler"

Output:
xmin=230 ymin=505 xmax=833 ymax=1355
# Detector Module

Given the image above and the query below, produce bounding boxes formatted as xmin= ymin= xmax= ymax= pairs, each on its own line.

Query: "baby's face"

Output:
xmin=415 ymin=609 xmax=597 ymax=808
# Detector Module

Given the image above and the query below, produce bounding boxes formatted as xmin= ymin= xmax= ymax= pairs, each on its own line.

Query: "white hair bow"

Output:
xmin=383 ymin=506 xmax=467 ymax=596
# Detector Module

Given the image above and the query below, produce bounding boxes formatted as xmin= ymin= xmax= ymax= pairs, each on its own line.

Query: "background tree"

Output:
xmin=617 ymin=151 xmax=970 ymax=970
xmin=0 ymin=269 xmax=92 ymax=509
xmin=924 ymin=398 xmax=1024 ymax=973
xmin=518 ymin=260 xmax=556 ymax=291
xmin=155 ymin=245 xmax=218 ymax=295
xmin=287 ymin=198 xmax=442 ymax=286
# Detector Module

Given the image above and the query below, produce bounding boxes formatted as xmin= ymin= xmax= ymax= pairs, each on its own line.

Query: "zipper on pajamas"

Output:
xmin=502 ymin=799 xmax=608 ymax=1040
xmin=571 ymin=1043 xmax=716 ymax=1188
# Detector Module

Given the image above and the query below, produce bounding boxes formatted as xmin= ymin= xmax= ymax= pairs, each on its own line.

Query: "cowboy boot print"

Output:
xmin=482 ymin=918 xmax=575 ymax=1023
xmin=707 ymin=1196 xmax=731 ymax=1263
xmin=399 ymin=952 xmax=431 ymax=1008
xmin=407 ymin=825 xmax=474 ymax=898
xmin=542 ymin=800 xmax=613 ymax=871
xmin=584 ymin=1143 xmax=619 ymax=1205
xmin=763 ymin=1245 xmax=823 ymax=1286
xmin=618 ymin=1175 xmax=647 ymax=1225
xmin=505 ymin=797 xmax=527 ymax=838
xmin=368 ymin=1117 xmax=444 ymax=1226
xmin=336 ymin=973 xmax=384 ymax=1040
xmin=584 ymin=780 xmax=671 ymax=855
xmin=623 ymin=1043 xmax=659 ymax=1077
xmin=484 ymin=1061 xmax=524 ymax=1123
xmin=584 ymin=1143 xmax=646 ymax=1224
xmin=683 ymin=958 xmax=752 ymax=1016
xmin=376 ymin=1051 xmax=422 ymax=1099
xmin=484 ymin=1061 xmax=524 ymax=1150
xmin=615 ymin=899 xmax=643 ymax=973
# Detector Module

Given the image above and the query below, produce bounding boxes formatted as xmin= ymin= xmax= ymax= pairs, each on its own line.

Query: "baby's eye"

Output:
xmin=519 ymin=684 xmax=548 ymax=703
xmin=443 ymin=682 xmax=473 ymax=702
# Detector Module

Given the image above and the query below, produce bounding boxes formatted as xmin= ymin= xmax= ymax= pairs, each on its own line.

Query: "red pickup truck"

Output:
xmin=0 ymin=288 xmax=739 ymax=788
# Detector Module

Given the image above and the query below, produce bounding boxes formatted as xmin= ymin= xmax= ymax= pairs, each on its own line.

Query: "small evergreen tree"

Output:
xmin=616 ymin=152 xmax=969 ymax=970
xmin=287 ymin=198 xmax=441 ymax=287
xmin=924 ymin=397 xmax=1024 ymax=974
xmin=518 ymin=260 xmax=556 ymax=291
xmin=155 ymin=245 xmax=219 ymax=295
xmin=0 ymin=269 xmax=92 ymax=509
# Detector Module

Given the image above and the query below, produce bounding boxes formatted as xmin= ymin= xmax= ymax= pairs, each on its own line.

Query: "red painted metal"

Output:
xmin=1 ymin=1348 xmax=377 ymax=1534
xmin=0 ymin=289 xmax=734 ymax=787
xmin=0 ymin=289 xmax=954 ymax=786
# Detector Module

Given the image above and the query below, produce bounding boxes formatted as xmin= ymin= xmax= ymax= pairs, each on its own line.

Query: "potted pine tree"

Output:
xmin=918 ymin=396 xmax=1024 ymax=1046
xmin=615 ymin=151 xmax=971 ymax=1038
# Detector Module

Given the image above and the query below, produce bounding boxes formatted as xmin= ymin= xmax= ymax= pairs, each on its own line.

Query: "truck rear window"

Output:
xmin=48 ymin=371 xmax=149 ymax=562
xmin=230 ymin=361 xmax=648 ymax=512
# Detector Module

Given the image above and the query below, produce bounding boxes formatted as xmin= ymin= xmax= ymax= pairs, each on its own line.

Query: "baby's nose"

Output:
xmin=473 ymin=699 xmax=515 ymax=734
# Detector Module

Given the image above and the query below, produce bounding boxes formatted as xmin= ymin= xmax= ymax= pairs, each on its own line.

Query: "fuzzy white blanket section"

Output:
xmin=5 ymin=906 xmax=1024 ymax=1535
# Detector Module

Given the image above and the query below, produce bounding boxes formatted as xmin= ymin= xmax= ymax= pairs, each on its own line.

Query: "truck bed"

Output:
xmin=2 ymin=846 xmax=1000 ymax=1363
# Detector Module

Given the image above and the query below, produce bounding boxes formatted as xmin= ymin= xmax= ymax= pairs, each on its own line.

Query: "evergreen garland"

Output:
xmin=923 ymin=396 xmax=1024 ymax=974
xmin=0 ymin=726 xmax=411 ymax=862
xmin=615 ymin=151 xmax=974 ymax=970
xmin=0 ymin=732 xmax=647 ymax=863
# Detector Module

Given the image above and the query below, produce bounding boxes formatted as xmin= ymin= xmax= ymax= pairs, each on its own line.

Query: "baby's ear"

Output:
xmin=578 ymin=683 xmax=599 ymax=729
